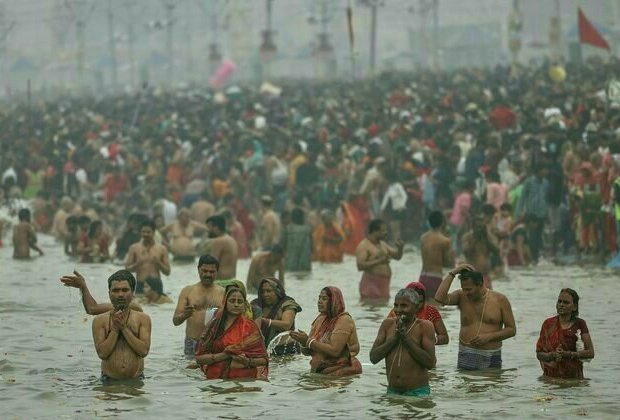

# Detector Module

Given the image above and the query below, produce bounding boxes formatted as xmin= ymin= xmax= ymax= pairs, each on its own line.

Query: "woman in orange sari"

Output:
xmin=195 ymin=287 xmax=269 ymax=380
xmin=536 ymin=288 xmax=595 ymax=379
xmin=290 ymin=286 xmax=362 ymax=376
xmin=313 ymin=210 xmax=346 ymax=263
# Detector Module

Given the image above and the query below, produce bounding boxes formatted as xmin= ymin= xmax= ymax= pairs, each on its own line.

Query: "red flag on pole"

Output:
xmin=578 ymin=8 xmax=610 ymax=50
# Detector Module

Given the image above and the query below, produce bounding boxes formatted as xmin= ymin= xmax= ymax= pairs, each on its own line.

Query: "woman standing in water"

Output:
xmin=536 ymin=288 xmax=594 ymax=379
xmin=290 ymin=286 xmax=362 ymax=376
xmin=195 ymin=287 xmax=269 ymax=380
xmin=251 ymin=277 xmax=302 ymax=354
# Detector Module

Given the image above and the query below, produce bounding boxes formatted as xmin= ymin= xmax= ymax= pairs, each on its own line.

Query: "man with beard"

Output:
xmin=92 ymin=270 xmax=151 ymax=381
xmin=195 ymin=215 xmax=238 ymax=285
xmin=125 ymin=219 xmax=171 ymax=294
xmin=172 ymin=255 xmax=226 ymax=356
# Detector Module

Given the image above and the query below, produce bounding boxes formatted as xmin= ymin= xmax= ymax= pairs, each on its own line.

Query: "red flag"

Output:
xmin=578 ymin=8 xmax=610 ymax=50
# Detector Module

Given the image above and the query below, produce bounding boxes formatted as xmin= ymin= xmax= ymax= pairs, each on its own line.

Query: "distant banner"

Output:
xmin=209 ymin=60 xmax=236 ymax=89
xmin=608 ymin=79 xmax=620 ymax=107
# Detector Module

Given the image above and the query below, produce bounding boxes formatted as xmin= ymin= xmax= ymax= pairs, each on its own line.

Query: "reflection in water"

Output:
xmin=1 ymin=243 xmax=619 ymax=418
xmin=297 ymin=372 xmax=357 ymax=391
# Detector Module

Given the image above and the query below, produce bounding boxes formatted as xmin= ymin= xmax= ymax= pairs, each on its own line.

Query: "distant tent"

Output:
xmin=11 ymin=57 xmax=39 ymax=72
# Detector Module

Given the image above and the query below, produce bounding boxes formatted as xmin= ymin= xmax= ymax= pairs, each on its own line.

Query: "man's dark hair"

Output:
xmin=108 ymin=269 xmax=137 ymax=292
xmin=145 ymin=276 xmax=166 ymax=296
xmin=206 ymin=215 xmax=226 ymax=232
xmin=270 ymin=244 xmax=284 ymax=256
xmin=460 ymin=270 xmax=484 ymax=286
xmin=291 ymin=208 xmax=305 ymax=225
xmin=18 ymin=208 xmax=31 ymax=221
xmin=368 ymin=218 xmax=385 ymax=234
xmin=428 ymin=210 xmax=444 ymax=229
xmin=198 ymin=254 xmax=220 ymax=269
xmin=78 ymin=215 xmax=91 ymax=226
xmin=141 ymin=219 xmax=156 ymax=230
xmin=482 ymin=203 xmax=497 ymax=216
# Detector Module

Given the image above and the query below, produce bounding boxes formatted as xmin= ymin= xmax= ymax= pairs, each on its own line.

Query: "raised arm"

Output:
xmin=434 ymin=264 xmax=475 ymax=306
xmin=172 ymin=287 xmax=194 ymax=326
xmin=355 ymin=243 xmax=389 ymax=271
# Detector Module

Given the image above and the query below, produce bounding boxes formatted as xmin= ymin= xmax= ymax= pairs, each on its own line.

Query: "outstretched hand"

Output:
xmin=60 ymin=270 xmax=87 ymax=290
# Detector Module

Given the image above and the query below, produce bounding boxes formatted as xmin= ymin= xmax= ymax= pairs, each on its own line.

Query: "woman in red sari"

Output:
xmin=536 ymin=288 xmax=595 ymax=379
xmin=290 ymin=286 xmax=362 ymax=376
xmin=195 ymin=287 xmax=269 ymax=380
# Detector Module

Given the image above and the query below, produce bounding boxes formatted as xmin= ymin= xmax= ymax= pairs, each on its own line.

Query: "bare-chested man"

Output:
xmin=259 ymin=195 xmax=281 ymax=250
xmin=419 ymin=211 xmax=455 ymax=302
xmin=370 ymin=288 xmax=436 ymax=396
xmin=125 ymin=219 xmax=171 ymax=294
xmin=194 ymin=215 xmax=238 ymax=285
xmin=461 ymin=216 xmax=500 ymax=289
xmin=13 ymin=208 xmax=44 ymax=259
xmin=172 ymin=254 xmax=225 ymax=356
xmin=172 ymin=255 xmax=225 ymax=356
xmin=189 ymin=194 xmax=215 ymax=224
xmin=161 ymin=208 xmax=208 ymax=261
xmin=246 ymin=244 xmax=285 ymax=293
xmin=434 ymin=264 xmax=516 ymax=370
xmin=52 ymin=196 xmax=75 ymax=242
xmin=92 ymin=270 xmax=151 ymax=380
xmin=356 ymin=219 xmax=404 ymax=302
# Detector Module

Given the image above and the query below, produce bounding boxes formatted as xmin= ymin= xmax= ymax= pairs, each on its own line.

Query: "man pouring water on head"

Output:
xmin=434 ymin=264 xmax=516 ymax=370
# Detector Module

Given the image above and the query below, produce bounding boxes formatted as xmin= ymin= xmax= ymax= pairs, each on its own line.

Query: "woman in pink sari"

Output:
xmin=536 ymin=288 xmax=594 ymax=379
xmin=290 ymin=286 xmax=362 ymax=376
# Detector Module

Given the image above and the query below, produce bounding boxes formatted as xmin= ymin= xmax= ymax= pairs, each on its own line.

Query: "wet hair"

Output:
xmin=395 ymin=288 xmax=422 ymax=305
xmin=141 ymin=219 xmax=156 ymax=231
xmin=482 ymin=203 xmax=497 ymax=216
xmin=206 ymin=215 xmax=226 ymax=232
xmin=145 ymin=276 xmax=166 ymax=296
xmin=459 ymin=270 xmax=484 ymax=286
xmin=270 ymin=244 xmax=284 ymax=256
xmin=428 ymin=210 xmax=444 ymax=228
xmin=88 ymin=220 xmax=102 ymax=239
xmin=500 ymin=202 xmax=512 ymax=212
xmin=108 ymin=269 xmax=137 ymax=292
xmin=560 ymin=288 xmax=580 ymax=319
xmin=198 ymin=254 xmax=220 ymax=270
xmin=368 ymin=218 xmax=385 ymax=234
xmin=66 ymin=215 xmax=78 ymax=226
xmin=18 ymin=208 xmax=31 ymax=221
xmin=291 ymin=208 xmax=305 ymax=225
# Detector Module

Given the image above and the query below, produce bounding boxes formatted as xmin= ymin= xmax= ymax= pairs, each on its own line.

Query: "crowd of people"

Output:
xmin=3 ymin=57 xmax=611 ymax=395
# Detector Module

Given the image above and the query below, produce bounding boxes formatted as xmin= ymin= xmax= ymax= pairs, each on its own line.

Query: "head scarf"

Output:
xmin=197 ymin=286 xmax=248 ymax=355
xmin=225 ymin=280 xmax=253 ymax=319
xmin=253 ymin=277 xmax=301 ymax=342
xmin=310 ymin=286 xmax=347 ymax=342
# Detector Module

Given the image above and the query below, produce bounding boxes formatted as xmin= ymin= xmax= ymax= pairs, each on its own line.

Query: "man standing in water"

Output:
xmin=125 ymin=219 xmax=171 ymax=294
xmin=92 ymin=270 xmax=151 ymax=380
xmin=13 ymin=208 xmax=44 ymax=259
xmin=172 ymin=255 xmax=225 ymax=356
xmin=356 ymin=219 xmax=404 ymax=302
xmin=370 ymin=288 xmax=436 ymax=396
xmin=435 ymin=264 xmax=516 ymax=370
xmin=195 ymin=215 xmax=238 ymax=286
xmin=259 ymin=195 xmax=281 ymax=250
xmin=419 ymin=211 xmax=454 ymax=302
